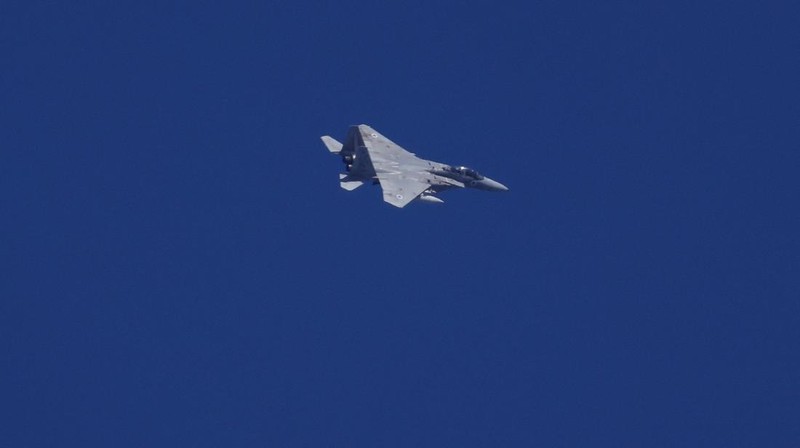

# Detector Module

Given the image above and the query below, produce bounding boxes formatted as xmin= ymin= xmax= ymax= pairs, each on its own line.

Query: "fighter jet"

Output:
xmin=321 ymin=124 xmax=508 ymax=208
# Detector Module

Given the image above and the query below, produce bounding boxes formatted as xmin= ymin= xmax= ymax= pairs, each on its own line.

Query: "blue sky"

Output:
xmin=2 ymin=1 xmax=799 ymax=446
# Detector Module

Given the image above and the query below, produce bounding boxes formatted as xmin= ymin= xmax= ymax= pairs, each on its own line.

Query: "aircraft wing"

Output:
xmin=358 ymin=124 xmax=418 ymax=165
xmin=376 ymin=173 xmax=430 ymax=208
xmin=355 ymin=124 xmax=432 ymax=207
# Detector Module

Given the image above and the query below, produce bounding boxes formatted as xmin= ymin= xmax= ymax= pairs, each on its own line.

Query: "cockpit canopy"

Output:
xmin=450 ymin=166 xmax=484 ymax=180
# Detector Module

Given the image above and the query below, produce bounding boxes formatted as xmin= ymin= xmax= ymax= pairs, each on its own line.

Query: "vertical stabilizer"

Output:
xmin=339 ymin=173 xmax=364 ymax=191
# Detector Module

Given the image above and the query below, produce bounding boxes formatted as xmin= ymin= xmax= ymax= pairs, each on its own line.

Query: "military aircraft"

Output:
xmin=321 ymin=124 xmax=508 ymax=208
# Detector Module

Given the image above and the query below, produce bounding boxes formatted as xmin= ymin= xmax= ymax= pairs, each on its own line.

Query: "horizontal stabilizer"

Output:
xmin=321 ymin=135 xmax=342 ymax=154
xmin=339 ymin=173 xmax=363 ymax=191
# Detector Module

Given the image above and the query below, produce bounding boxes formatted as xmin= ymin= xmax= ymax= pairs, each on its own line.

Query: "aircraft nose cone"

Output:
xmin=484 ymin=179 xmax=509 ymax=191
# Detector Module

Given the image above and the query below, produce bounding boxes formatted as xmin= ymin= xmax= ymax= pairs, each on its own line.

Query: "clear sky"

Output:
xmin=2 ymin=1 xmax=799 ymax=446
